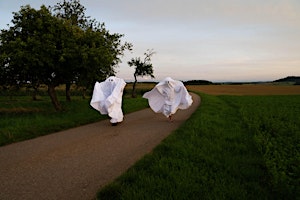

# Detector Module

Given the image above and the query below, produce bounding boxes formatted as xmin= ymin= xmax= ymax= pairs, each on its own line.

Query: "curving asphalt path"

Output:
xmin=0 ymin=93 xmax=200 ymax=200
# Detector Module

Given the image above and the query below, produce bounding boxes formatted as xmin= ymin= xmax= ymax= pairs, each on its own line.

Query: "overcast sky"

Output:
xmin=1 ymin=0 xmax=299 ymax=82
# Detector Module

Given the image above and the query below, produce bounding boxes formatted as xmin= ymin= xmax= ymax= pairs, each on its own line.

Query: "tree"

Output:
xmin=0 ymin=1 xmax=132 ymax=110
xmin=51 ymin=0 xmax=88 ymax=101
xmin=76 ymin=23 xmax=132 ymax=98
xmin=50 ymin=0 xmax=132 ymax=99
xmin=128 ymin=49 xmax=155 ymax=97
xmin=0 ymin=5 xmax=67 ymax=110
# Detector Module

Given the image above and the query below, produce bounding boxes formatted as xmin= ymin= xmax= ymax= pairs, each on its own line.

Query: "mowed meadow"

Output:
xmin=1 ymin=83 xmax=299 ymax=199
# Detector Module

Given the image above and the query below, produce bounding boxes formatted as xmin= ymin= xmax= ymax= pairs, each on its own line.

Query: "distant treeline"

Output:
xmin=127 ymin=80 xmax=214 ymax=85
xmin=129 ymin=76 xmax=300 ymax=86
xmin=273 ymin=76 xmax=300 ymax=85
xmin=183 ymin=80 xmax=213 ymax=85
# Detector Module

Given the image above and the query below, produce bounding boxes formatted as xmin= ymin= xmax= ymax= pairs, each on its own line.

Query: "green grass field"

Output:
xmin=97 ymin=93 xmax=299 ymax=199
xmin=1 ymin=85 xmax=299 ymax=199
xmin=0 ymin=94 xmax=148 ymax=146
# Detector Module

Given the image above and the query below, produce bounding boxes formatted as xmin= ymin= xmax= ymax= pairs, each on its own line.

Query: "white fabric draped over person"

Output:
xmin=143 ymin=77 xmax=193 ymax=120
xmin=90 ymin=76 xmax=126 ymax=125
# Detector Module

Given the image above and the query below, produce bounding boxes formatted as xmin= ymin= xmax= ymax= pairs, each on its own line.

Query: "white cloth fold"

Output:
xmin=90 ymin=76 xmax=126 ymax=123
xmin=143 ymin=77 xmax=193 ymax=118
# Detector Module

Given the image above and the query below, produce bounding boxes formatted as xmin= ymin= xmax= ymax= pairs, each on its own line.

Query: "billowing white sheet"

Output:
xmin=143 ymin=77 xmax=193 ymax=118
xmin=90 ymin=76 xmax=126 ymax=123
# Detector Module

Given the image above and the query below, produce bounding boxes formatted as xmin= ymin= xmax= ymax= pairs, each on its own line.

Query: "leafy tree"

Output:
xmin=50 ymin=0 xmax=132 ymax=99
xmin=0 ymin=5 xmax=87 ymax=110
xmin=128 ymin=49 xmax=155 ymax=97
xmin=76 ymin=22 xmax=132 ymax=98
xmin=0 ymin=5 xmax=67 ymax=110
xmin=0 ymin=1 xmax=132 ymax=110
xmin=51 ymin=0 xmax=88 ymax=101
xmin=51 ymin=0 xmax=89 ymax=28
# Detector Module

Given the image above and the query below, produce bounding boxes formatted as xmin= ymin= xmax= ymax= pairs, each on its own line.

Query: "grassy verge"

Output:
xmin=97 ymin=93 xmax=299 ymax=199
xmin=0 ymin=95 xmax=148 ymax=146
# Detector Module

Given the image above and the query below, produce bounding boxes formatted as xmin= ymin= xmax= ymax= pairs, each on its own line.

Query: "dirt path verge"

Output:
xmin=0 ymin=93 xmax=200 ymax=200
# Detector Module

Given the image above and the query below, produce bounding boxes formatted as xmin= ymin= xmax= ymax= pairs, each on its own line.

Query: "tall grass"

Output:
xmin=97 ymin=93 xmax=299 ymax=199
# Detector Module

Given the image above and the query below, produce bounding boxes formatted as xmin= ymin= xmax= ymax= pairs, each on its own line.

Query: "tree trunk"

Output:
xmin=48 ymin=85 xmax=62 ymax=111
xmin=132 ymin=74 xmax=137 ymax=98
xmin=82 ymin=87 xmax=86 ymax=99
xmin=32 ymin=86 xmax=38 ymax=101
xmin=65 ymin=82 xmax=71 ymax=102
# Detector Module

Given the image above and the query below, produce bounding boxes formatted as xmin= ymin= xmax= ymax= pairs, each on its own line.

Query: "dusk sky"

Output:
xmin=1 ymin=0 xmax=299 ymax=82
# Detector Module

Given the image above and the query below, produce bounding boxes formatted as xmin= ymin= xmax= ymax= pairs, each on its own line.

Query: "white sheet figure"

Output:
xmin=143 ymin=77 xmax=193 ymax=120
xmin=90 ymin=76 xmax=126 ymax=125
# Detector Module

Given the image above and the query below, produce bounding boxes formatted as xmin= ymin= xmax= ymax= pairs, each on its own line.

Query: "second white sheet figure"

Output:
xmin=143 ymin=77 xmax=193 ymax=121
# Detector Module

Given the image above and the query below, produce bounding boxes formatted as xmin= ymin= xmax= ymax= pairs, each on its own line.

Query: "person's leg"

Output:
xmin=111 ymin=122 xmax=118 ymax=126
xmin=168 ymin=115 xmax=173 ymax=122
xmin=110 ymin=118 xmax=118 ymax=126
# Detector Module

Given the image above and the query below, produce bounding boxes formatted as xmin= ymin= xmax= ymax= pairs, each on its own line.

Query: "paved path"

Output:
xmin=0 ymin=93 xmax=200 ymax=200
